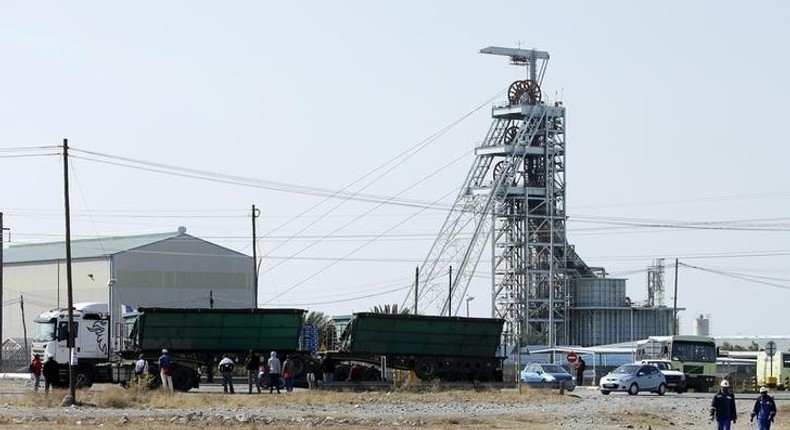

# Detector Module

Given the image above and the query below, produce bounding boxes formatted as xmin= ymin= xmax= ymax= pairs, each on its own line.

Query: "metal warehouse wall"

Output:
xmin=3 ymin=258 xmax=110 ymax=339
xmin=569 ymin=308 xmax=675 ymax=347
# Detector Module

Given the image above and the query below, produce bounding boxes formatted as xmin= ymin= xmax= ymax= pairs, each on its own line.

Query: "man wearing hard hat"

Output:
xmin=710 ymin=379 xmax=737 ymax=429
xmin=750 ymin=386 xmax=777 ymax=430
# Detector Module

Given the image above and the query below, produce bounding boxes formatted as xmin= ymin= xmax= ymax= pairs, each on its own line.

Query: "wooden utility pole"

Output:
xmin=673 ymin=258 xmax=679 ymax=335
xmin=251 ymin=205 xmax=260 ymax=309
xmin=0 ymin=212 xmax=6 ymax=365
xmin=20 ymin=295 xmax=27 ymax=358
xmin=63 ymin=139 xmax=77 ymax=405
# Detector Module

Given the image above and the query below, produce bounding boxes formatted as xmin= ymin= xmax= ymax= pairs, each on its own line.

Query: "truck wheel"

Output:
xmin=289 ymin=355 xmax=307 ymax=378
xmin=334 ymin=364 xmax=350 ymax=382
xmin=362 ymin=367 xmax=381 ymax=381
xmin=75 ymin=365 xmax=95 ymax=388
xmin=414 ymin=358 xmax=436 ymax=380
xmin=172 ymin=366 xmax=194 ymax=392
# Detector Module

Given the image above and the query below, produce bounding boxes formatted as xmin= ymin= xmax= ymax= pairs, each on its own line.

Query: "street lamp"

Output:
xmin=465 ymin=295 xmax=474 ymax=317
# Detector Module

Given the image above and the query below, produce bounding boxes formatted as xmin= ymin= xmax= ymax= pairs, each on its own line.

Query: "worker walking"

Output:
xmin=159 ymin=349 xmax=174 ymax=392
xmin=750 ymin=386 xmax=777 ymax=430
xmin=245 ymin=350 xmax=261 ymax=394
xmin=710 ymin=380 xmax=737 ymax=430
xmin=219 ymin=354 xmax=235 ymax=394
xmin=267 ymin=351 xmax=281 ymax=394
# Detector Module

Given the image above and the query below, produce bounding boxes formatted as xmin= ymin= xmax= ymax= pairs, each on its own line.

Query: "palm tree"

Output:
xmin=370 ymin=304 xmax=411 ymax=315
xmin=302 ymin=311 xmax=336 ymax=350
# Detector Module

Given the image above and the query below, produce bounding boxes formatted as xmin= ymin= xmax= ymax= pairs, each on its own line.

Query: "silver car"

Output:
xmin=599 ymin=364 xmax=667 ymax=395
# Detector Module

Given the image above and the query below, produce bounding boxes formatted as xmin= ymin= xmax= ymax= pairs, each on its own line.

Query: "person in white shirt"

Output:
xmin=218 ymin=354 xmax=236 ymax=394
xmin=134 ymin=354 xmax=149 ymax=383
xmin=267 ymin=351 xmax=281 ymax=394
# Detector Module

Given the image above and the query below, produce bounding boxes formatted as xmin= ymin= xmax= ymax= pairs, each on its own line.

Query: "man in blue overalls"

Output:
xmin=750 ymin=386 xmax=777 ymax=430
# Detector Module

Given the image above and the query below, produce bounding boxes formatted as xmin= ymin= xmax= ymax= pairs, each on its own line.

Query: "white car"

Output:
xmin=599 ymin=364 xmax=667 ymax=395
xmin=637 ymin=360 xmax=686 ymax=393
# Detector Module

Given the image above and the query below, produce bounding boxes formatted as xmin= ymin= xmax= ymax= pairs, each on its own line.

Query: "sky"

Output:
xmin=1 ymin=1 xmax=789 ymax=338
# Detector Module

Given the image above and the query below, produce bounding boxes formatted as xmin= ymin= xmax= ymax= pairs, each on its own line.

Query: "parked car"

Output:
xmin=599 ymin=364 xmax=666 ymax=395
xmin=520 ymin=363 xmax=575 ymax=391
xmin=637 ymin=359 xmax=686 ymax=393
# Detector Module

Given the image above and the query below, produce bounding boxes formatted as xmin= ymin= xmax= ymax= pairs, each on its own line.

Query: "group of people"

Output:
xmin=27 ymin=354 xmax=60 ymax=394
xmin=710 ymin=379 xmax=778 ymax=430
xmin=218 ymin=350 xmax=295 ymax=394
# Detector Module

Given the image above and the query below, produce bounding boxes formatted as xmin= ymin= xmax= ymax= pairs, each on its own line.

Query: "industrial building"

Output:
xmin=1 ymin=227 xmax=254 ymax=351
xmin=406 ymin=46 xmax=676 ymax=347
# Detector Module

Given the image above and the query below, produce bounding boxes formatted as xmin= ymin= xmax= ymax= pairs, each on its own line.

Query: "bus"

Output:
xmin=635 ymin=335 xmax=717 ymax=392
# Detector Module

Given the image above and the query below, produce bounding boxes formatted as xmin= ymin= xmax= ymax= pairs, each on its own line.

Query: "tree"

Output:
xmin=302 ymin=311 xmax=336 ymax=350
xmin=370 ymin=304 xmax=410 ymax=315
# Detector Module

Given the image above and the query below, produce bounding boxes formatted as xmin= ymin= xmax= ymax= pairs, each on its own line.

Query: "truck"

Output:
xmin=31 ymin=303 xmax=315 ymax=391
xmin=635 ymin=335 xmax=717 ymax=392
xmin=756 ymin=350 xmax=790 ymax=390
xmin=636 ymin=359 xmax=687 ymax=393
xmin=325 ymin=312 xmax=505 ymax=382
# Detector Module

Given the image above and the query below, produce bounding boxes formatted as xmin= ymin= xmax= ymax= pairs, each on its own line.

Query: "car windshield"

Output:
xmin=541 ymin=364 xmax=567 ymax=373
xmin=648 ymin=361 xmax=670 ymax=370
xmin=612 ymin=365 xmax=640 ymax=375
xmin=671 ymin=340 xmax=716 ymax=363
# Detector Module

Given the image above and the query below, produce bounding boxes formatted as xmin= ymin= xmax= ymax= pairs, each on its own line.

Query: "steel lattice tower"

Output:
xmin=405 ymin=46 xmax=569 ymax=347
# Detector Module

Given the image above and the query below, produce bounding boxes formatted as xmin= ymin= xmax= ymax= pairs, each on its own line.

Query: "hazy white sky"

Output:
xmin=2 ymin=1 xmax=789 ymax=337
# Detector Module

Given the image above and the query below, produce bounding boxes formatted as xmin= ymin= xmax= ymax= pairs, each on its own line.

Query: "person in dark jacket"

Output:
xmin=710 ymin=379 xmax=737 ymax=430
xmin=42 ymin=355 xmax=59 ymax=395
xmin=575 ymin=356 xmax=586 ymax=386
xmin=321 ymin=356 xmax=336 ymax=383
xmin=751 ymin=386 xmax=777 ymax=430
xmin=245 ymin=350 xmax=261 ymax=394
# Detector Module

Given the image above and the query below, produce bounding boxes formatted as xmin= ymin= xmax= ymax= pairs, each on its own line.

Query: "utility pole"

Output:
xmin=413 ymin=266 xmax=418 ymax=315
xmin=251 ymin=204 xmax=260 ymax=308
xmin=673 ymin=258 xmax=679 ymax=335
xmin=20 ymin=295 xmax=27 ymax=358
xmin=448 ymin=266 xmax=453 ymax=317
xmin=63 ymin=139 xmax=77 ymax=405
xmin=0 ymin=212 xmax=8 ymax=366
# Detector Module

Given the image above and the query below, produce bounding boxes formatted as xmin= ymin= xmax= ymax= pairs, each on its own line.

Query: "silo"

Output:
xmin=694 ymin=314 xmax=710 ymax=336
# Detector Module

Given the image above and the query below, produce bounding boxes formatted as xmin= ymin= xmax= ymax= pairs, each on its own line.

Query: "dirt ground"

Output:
xmin=0 ymin=379 xmax=787 ymax=429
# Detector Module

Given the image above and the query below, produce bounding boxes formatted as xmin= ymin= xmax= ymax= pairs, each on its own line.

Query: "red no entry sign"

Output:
xmin=567 ymin=351 xmax=578 ymax=363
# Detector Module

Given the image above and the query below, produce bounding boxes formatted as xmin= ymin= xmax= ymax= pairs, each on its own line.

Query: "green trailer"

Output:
xmin=328 ymin=313 xmax=505 ymax=382
xmin=126 ymin=307 xmax=306 ymax=355
xmin=94 ymin=307 xmax=313 ymax=391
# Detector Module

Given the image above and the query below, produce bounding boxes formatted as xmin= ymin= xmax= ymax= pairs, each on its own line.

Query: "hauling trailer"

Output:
xmin=327 ymin=313 xmax=505 ymax=382
xmin=109 ymin=307 xmax=315 ymax=391
xmin=32 ymin=305 xmax=316 ymax=392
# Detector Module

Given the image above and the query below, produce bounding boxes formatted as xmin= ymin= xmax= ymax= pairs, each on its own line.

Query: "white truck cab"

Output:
xmin=637 ymin=359 xmax=687 ymax=393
